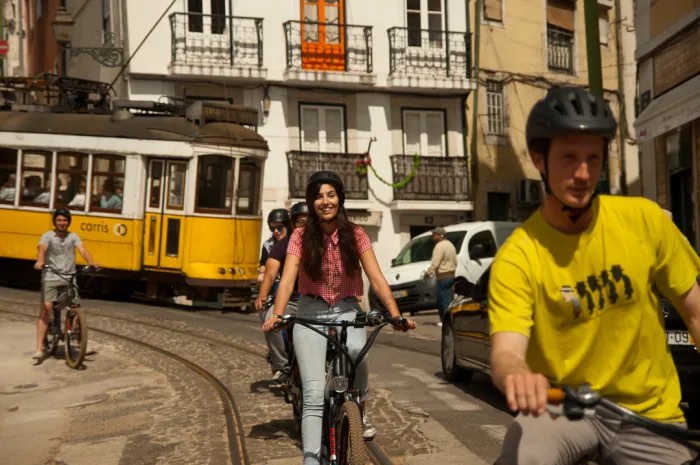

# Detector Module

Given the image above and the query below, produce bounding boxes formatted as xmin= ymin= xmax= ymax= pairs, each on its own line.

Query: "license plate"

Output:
xmin=666 ymin=330 xmax=695 ymax=346
xmin=392 ymin=290 xmax=408 ymax=298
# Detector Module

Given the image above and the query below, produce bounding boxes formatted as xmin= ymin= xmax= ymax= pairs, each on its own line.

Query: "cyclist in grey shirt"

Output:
xmin=32 ymin=209 xmax=97 ymax=360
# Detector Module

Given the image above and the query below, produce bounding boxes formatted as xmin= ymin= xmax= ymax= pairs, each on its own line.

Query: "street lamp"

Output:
xmin=51 ymin=7 xmax=124 ymax=68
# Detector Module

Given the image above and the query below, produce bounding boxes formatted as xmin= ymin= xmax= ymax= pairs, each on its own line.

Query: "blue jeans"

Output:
xmin=436 ymin=277 xmax=454 ymax=321
xmin=293 ymin=295 xmax=368 ymax=465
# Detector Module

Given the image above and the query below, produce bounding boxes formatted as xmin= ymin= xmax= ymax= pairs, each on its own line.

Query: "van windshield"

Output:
xmin=393 ymin=231 xmax=467 ymax=266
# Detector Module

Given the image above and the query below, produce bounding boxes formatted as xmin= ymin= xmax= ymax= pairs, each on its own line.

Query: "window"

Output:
xmin=102 ymin=0 xmax=111 ymax=41
xmin=91 ymin=155 xmax=125 ymax=213
xmin=487 ymin=192 xmax=510 ymax=220
xmin=393 ymin=230 xmax=466 ymax=266
xmin=55 ymin=153 xmax=88 ymax=210
xmin=0 ymin=148 xmax=18 ymax=205
xmin=300 ymin=105 xmax=345 ymax=153
xmin=196 ymin=155 xmax=233 ymax=211
xmin=187 ymin=0 xmax=226 ymax=34
xmin=167 ymin=162 xmax=187 ymax=210
xmin=20 ymin=151 xmax=52 ymax=207
xmin=407 ymin=0 xmax=443 ymax=48
xmin=468 ymin=230 xmax=497 ymax=259
xmin=547 ymin=0 xmax=575 ymax=73
xmin=486 ymin=80 xmax=505 ymax=135
xmin=236 ymin=159 xmax=262 ymax=215
xmin=403 ymin=110 xmax=445 ymax=156
xmin=598 ymin=7 xmax=609 ymax=45
xmin=483 ymin=0 xmax=503 ymax=23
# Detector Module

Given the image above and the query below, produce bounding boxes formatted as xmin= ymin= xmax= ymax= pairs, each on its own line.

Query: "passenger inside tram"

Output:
xmin=100 ymin=178 xmax=122 ymax=209
xmin=0 ymin=173 xmax=16 ymax=201
xmin=32 ymin=178 xmax=51 ymax=205
xmin=21 ymin=175 xmax=42 ymax=201
xmin=68 ymin=180 xmax=87 ymax=207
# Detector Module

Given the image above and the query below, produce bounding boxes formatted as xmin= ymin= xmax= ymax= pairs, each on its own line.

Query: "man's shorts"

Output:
xmin=42 ymin=280 xmax=79 ymax=306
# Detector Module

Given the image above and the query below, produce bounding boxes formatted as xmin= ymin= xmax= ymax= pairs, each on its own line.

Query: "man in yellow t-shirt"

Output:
xmin=488 ymin=86 xmax=700 ymax=465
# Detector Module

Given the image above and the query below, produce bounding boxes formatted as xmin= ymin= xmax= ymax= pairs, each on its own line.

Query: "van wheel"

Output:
xmin=441 ymin=318 xmax=473 ymax=383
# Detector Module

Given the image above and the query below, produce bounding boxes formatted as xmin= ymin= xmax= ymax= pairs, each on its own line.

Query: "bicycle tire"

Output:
xmin=64 ymin=309 xmax=87 ymax=369
xmin=290 ymin=360 xmax=303 ymax=432
xmin=44 ymin=325 xmax=60 ymax=356
xmin=336 ymin=402 xmax=368 ymax=465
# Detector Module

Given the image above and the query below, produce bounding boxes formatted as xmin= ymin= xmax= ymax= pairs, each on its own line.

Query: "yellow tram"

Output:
xmin=0 ymin=76 xmax=268 ymax=309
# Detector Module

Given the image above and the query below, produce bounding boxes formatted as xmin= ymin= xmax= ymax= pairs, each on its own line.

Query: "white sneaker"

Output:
xmin=437 ymin=322 xmax=443 ymax=327
xmin=362 ymin=411 xmax=376 ymax=440
xmin=32 ymin=350 xmax=45 ymax=360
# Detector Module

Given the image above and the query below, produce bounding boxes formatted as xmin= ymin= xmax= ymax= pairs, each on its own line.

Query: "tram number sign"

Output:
xmin=0 ymin=41 xmax=9 ymax=56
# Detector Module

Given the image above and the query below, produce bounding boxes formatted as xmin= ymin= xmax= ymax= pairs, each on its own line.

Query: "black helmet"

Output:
xmin=526 ymin=86 xmax=617 ymax=151
xmin=290 ymin=202 xmax=309 ymax=220
xmin=53 ymin=208 xmax=71 ymax=225
xmin=267 ymin=208 xmax=290 ymax=224
xmin=305 ymin=170 xmax=345 ymax=207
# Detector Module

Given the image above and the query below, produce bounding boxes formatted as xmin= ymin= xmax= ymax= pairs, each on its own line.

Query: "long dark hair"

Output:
xmin=301 ymin=180 xmax=361 ymax=282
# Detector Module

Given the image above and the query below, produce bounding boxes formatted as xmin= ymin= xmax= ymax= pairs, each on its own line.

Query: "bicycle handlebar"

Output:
xmin=272 ymin=311 xmax=405 ymax=331
xmin=547 ymin=385 xmax=700 ymax=450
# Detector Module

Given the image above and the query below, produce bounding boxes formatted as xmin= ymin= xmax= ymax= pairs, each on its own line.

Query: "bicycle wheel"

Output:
xmin=64 ymin=308 xmax=87 ymax=369
xmin=290 ymin=359 xmax=303 ymax=432
xmin=44 ymin=309 xmax=61 ymax=356
xmin=336 ymin=402 xmax=368 ymax=465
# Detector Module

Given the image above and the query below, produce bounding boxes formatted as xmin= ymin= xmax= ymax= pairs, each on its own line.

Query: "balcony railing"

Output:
xmin=170 ymin=13 xmax=263 ymax=67
xmin=284 ymin=21 xmax=373 ymax=73
xmin=287 ymin=151 xmax=368 ymax=200
xmin=388 ymin=27 xmax=471 ymax=78
xmin=391 ymin=155 xmax=470 ymax=201
xmin=547 ymin=26 xmax=574 ymax=73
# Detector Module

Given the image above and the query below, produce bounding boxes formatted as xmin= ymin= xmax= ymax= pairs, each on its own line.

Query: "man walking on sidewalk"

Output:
xmin=426 ymin=227 xmax=456 ymax=326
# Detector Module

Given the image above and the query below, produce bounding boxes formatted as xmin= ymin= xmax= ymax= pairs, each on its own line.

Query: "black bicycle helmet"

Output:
xmin=52 ymin=208 xmax=71 ymax=225
xmin=305 ymin=170 xmax=346 ymax=207
xmin=526 ymin=86 xmax=617 ymax=151
xmin=290 ymin=201 xmax=309 ymax=220
xmin=267 ymin=208 xmax=290 ymax=225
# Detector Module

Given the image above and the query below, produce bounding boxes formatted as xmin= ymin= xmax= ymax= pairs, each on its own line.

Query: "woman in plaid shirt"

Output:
xmin=263 ymin=170 xmax=415 ymax=465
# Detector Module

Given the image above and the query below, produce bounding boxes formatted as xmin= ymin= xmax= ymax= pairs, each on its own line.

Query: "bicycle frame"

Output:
xmin=278 ymin=311 xmax=392 ymax=464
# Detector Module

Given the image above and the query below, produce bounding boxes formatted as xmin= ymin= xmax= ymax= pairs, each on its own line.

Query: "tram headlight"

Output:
xmin=217 ymin=267 xmax=226 ymax=275
xmin=331 ymin=375 xmax=349 ymax=393
xmin=228 ymin=267 xmax=235 ymax=274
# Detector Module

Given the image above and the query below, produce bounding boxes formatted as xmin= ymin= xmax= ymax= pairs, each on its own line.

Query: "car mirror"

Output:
xmin=391 ymin=258 xmax=397 ymax=267
xmin=454 ymin=280 xmax=473 ymax=297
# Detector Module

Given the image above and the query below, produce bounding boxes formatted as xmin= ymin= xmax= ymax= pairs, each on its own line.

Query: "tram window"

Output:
xmin=90 ymin=155 xmax=125 ymax=213
xmin=149 ymin=160 xmax=164 ymax=209
xmin=0 ymin=148 xmax=18 ymax=205
xmin=20 ymin=151 xmax=52 ymax=207
xmin=55 ymin=152 xmax=88 ymax=210
xmin=236 ymin=159 xmax=261 ymax=215
xmin=195 ymin=155 xmax=232 ymax=212
xmin=166 ymin=162 xmax=187 ymax=210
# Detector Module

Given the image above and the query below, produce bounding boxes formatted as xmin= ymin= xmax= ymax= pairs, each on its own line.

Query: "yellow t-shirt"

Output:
xmin=488 ymin=195 xmax=699 ymax=422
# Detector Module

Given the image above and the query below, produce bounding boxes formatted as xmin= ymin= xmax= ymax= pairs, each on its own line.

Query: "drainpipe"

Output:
xmin=18 ymin=0 xmax=24 ymax=76
xmin=613 ymin=0 xmax=628 ymax=195
xmin=462 ymin=0 xmax=470 ymax=199
xmin=469 ymin=0 xmax=482 ymax=213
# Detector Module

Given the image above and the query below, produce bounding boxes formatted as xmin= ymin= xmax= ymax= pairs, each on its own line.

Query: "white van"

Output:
xmin=369 ymin=221 xmax=520 ymax=314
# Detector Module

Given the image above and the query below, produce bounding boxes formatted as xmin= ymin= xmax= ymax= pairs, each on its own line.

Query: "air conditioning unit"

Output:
xmin=518 ymin=179 xmax=543 ymax=204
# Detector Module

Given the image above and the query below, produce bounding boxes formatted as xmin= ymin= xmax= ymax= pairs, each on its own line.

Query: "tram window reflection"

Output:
xmin=167 ymin=162 xmax=186 ymax=210
xmin=55 ymin=152 xmax=88 ymax=209
xmin=90 ymin=155 xmax=124 ymax=213
xmin=0 ymin=148 xmax=18 ymax=204
xmin=20 ymin=151 xmax=52 ymax=207
xmin=236 ymin=159 xmax=261 ymax=215
xmin=196 ymin=155 xmax=232 ymax=212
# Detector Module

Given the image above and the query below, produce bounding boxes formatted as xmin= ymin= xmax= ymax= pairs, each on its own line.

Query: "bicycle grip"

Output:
xmin=547 ymin=388 xmax=566 ymax=405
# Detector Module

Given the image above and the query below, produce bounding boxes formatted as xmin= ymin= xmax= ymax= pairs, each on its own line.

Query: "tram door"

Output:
xmin=143 ymin=159 xmax=188 ymax=269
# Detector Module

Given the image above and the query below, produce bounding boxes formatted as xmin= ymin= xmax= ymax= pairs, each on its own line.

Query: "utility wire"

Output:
xmin=110 ymin=0 xmax=177 ymax=88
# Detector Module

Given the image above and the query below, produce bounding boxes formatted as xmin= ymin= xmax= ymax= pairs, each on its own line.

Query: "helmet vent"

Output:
xmin=589 ymin=95 xmax=598 ymax=116
xmin=552 ymin=102 xmax=566 ymax=116
xmin=570 ymin=96 xmax=583 ymax=116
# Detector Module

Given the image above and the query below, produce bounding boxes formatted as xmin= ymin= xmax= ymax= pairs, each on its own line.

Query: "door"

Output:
xmin=301 ymin=0 xmax=345 ymax=71
xmin=185 ymin=0 xmax=229 ymax=60
xmin=406 ymin=0 xmax=446 ymax=71
xmin=143 ymin=159 xmax=188 ymax=270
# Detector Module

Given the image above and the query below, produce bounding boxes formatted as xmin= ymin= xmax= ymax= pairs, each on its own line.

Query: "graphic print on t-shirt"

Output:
xmin=560 ymin=264 xmax=635 ymax=319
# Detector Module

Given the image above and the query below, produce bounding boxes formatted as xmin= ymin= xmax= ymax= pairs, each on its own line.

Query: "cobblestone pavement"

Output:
xmin=1 ymin=294 xmax=487 ymax=465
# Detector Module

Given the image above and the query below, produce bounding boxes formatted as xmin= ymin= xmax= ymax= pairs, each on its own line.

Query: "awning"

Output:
xmin=635 ymin=75 xmax=700 ymax=142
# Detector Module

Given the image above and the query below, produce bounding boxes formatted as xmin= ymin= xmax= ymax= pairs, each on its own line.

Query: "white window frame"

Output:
xmin=406 ymin=0 xmax=445 ymax=48
xmin=300 ymin=104 xmax=346 ymax=153
xmin=402 ymin=109 xmax=446 ymax=156
xmin=486 ymin=80 xmax=505 ymax=136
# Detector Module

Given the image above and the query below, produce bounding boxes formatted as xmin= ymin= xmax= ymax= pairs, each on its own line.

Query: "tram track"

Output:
xmin=0 ymin=296 xmax=397 ymax=465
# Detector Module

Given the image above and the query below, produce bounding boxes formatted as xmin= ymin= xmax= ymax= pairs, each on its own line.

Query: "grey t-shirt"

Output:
xmin=39 ymin=231 xmax=82 ymax=282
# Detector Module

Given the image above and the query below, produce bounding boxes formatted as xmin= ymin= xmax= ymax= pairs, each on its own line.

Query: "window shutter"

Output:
xmin=404 ymin=112 xmax=421 ymax=155
xmin=547 ymin=0 xmax=575 ymax=31
xmin=426 ymin=112 xmax=444 ymax=156
xmin=324 ymin=108 xmax=343 ymax=153
xmin=301 ymin=107 xmax=320 ymax=151
xmin=484 ymin=0 xmax=503 ymax=22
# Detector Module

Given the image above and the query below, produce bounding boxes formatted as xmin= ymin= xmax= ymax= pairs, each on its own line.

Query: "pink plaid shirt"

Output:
xmin=287 ymin=226 xmax=372 ymax=305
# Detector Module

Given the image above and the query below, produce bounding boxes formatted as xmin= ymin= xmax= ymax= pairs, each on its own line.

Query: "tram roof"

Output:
xmin=0 ymin=110 xmax=269 ymax=151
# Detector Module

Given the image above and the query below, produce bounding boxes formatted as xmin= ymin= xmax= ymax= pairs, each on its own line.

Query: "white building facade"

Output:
xmin=63 ymin=0 xmax=476 ymax=274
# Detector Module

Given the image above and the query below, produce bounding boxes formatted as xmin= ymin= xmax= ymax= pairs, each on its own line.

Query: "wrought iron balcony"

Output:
xmin=169 ymin=13 xmax=263 ymax=68
xmin=391 ymin=155 xmax=470 ymax=201
xmin=547 ymin=26 xmax=574 ymax=73
xmin=388 ymin=27 xmax=471 ymax=78
xmin=283 ymin=21 xmax=373 ymax=73
xmin=287 ymin=151 xmax=368 ymax=200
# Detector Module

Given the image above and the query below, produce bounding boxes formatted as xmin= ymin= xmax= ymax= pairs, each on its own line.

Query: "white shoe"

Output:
xmin=362 ymin=411 xmax=376 ymax=440
xmin=32 ymin=350 xmax=45 ymax=360
xmin=437 ymin=322 xmax=443 ymax=327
